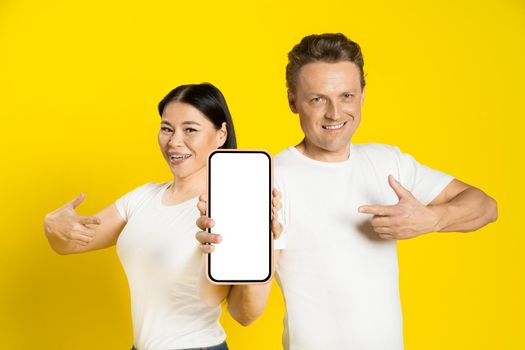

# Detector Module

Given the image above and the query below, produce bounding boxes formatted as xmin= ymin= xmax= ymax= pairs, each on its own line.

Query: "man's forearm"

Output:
xmin=432 ymin=187 xmax=498 ymax=232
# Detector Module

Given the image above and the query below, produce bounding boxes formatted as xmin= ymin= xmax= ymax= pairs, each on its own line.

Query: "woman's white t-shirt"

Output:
xmin=115 ymin=182 xmax=225 ymax=350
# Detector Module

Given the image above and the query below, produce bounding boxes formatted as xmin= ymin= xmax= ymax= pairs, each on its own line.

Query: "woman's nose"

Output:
xmin=168 ymin=131 xmax=184 ymax=146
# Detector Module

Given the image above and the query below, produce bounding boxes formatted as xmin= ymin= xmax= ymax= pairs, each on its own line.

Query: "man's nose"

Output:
xmin=324 ymin=101 xmax=342 ymax=120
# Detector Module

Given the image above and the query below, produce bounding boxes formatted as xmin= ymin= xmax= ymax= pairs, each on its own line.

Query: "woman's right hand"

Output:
xmin=195 ymin=188 xmax=283 ymax=254
xmin=195 ymin=194 xmax=221 ymax=254
xmin=44 ymin=193 xmax=101 ymax=246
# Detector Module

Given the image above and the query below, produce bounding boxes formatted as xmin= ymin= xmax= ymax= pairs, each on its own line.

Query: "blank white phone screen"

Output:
xmin=208 ymin=151 xmax=271 ymax=283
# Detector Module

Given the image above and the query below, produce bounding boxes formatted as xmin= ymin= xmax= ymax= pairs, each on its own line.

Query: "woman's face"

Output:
xmin=158 ymin=101 xmax=226 ymax=180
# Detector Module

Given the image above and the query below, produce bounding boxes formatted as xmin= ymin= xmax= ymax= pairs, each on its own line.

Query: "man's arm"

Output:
xmin=428 ymin=178 xmax=498 ymax=232
xmin=358 ymin=176 xmax=498 ymax=240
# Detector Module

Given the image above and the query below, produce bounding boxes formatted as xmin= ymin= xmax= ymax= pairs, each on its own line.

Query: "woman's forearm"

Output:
xmin=227 ymin=283 xmax=273 ymax=326
xmin=226 ymin=250 xmax=281 ymax=326
xmin=198 ymin=257 xmax=230 ymax=307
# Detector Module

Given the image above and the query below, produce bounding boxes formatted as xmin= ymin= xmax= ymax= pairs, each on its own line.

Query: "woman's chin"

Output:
xmin=168 ymin=164 xmax=207 ymax=181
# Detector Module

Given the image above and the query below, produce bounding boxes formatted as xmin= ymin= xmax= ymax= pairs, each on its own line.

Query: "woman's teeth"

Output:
xmin=322 ymin=122 xmax=346 ymax=130
xmin=170 ymin=154 xmax=191 ymax=160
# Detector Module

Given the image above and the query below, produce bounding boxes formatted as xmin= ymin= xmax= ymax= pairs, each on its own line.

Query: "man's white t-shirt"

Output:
xmin=115 ymin=182 xmax=225 ymax=350
xmin=274 ymin=143 xmax=454 ymax=350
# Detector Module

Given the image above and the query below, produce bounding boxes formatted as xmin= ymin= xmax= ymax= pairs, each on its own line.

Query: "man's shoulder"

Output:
xmin=274 ymin=147 xmax=300 ymax=169
xmin=274 ymin=147 xmax=294 ymax=162
xmin=354 ymin=142 xmax=398 ymax=153
xmin=273 ymin=143 xmax=401 ymax=165
xmin=353 ymin=142 xmax=402 ymax=161
xmin=273 ymin=147 xmax=305 ymax=185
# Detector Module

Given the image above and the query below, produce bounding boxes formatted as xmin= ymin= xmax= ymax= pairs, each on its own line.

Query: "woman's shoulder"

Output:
xmin=115 ymin=182 xmax=169 ymax=220
xmin=131 ymin=181 xmax=169 ymax=196
xmin=119 ymin=181 xmax=169 ymax=204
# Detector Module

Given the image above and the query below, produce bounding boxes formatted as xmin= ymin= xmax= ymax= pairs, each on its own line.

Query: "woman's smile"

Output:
xmin=168 ymin=151 xmax=193 ymax=165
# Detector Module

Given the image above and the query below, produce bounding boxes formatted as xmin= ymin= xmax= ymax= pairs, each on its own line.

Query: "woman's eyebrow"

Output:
xmin=182 ymin=121 xmax=201 ymax=126
xmin=160 ymin=120 xmax=173 ymax=127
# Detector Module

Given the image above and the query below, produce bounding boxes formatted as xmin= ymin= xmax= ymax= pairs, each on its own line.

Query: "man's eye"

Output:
xmin=343 ymin=93 xmax=354 ymax=99
xmin=311 ymin=97 xmax=323 ymax=104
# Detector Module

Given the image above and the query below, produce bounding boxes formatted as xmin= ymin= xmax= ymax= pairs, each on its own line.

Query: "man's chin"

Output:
xmin=319 ymin=141 xmax=351 ymax=154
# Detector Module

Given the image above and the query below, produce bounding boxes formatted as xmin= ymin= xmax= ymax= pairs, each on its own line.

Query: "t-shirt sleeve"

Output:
xmin=394 ymin=147 xmax=454 ymax=205
xmin=115 ymin=182 xmax=158 ymax=221
xmin=273 ymin=179 xmax=287 ymax=250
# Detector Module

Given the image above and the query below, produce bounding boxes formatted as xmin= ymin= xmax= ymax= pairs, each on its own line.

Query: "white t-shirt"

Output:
xmin=115 ymin=182 xmax=225 ymax=350
xmin=274 ymin=143 xmax=454 ymax=350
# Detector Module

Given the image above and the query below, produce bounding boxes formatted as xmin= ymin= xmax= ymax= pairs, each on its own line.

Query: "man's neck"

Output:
xmin=295 ymin=139 xmax=351 ymax=162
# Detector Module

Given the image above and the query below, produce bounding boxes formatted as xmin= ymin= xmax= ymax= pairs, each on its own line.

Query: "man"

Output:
xmin=197 ymin=33 xmax=497 ymax=349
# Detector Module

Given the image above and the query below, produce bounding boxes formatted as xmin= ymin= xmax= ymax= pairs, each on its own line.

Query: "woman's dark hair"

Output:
xmin=157 ymin=83 xmax=237 ymax=149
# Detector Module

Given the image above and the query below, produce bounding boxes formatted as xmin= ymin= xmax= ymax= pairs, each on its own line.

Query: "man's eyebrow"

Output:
xmin=305 ymin=90 xmax=359 ymax=97
xmin=342 ymin=89 xmax=360 ymax=94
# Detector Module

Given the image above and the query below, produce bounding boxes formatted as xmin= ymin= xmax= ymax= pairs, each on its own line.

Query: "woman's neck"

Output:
xmin=164 ymin=167 xmax=207 ymax=206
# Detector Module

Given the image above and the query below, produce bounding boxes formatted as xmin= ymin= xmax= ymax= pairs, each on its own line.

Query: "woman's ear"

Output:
xmin=217 ymin=122 xmax=227 ymax=148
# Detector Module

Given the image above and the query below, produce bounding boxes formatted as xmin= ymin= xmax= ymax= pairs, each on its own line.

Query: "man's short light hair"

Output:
xmin=286 ymin=33 xmax=366 ymax=93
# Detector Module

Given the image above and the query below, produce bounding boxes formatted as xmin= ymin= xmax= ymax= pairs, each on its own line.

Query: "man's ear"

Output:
xmin=217 ymin=122 xmax=227 ymax=148
xmin=288 ymin=90 xmax=298 ymax=114
xmin=360 ymin=88 xmax=365 ymax=106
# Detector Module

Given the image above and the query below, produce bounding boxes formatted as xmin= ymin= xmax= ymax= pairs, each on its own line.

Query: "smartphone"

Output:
xmin=207 ymin=150 xmax=272 ymax=284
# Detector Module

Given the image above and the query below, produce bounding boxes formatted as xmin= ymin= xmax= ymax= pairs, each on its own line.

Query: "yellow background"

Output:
xmin=1 ymin=0 xmax=523 ymax=348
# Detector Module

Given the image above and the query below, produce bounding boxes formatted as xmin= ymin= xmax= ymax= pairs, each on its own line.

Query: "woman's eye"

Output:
xmin=184 ymin=128 xmax=197 ymax=134
xmin=161 ymin=127 xmax=173 ymax=133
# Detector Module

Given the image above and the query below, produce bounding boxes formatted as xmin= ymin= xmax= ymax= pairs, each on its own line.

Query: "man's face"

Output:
xmin=289 ymin=61 xmax=364 ymax=161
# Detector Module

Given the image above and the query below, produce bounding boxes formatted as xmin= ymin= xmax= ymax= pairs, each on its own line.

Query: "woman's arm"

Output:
xmin=195 ymin=191 xmax=283 ymax=325
xmin=197 ymin=253 xmax=231 ymax=307
xmin=44 ymin=193 xmax=126 ymax=254
xmin=225 ymin=250 xmax=280 ymax=326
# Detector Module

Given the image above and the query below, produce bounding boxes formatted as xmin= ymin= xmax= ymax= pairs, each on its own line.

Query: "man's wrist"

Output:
xmin=429 ymin=204 xmax=448 ymax=232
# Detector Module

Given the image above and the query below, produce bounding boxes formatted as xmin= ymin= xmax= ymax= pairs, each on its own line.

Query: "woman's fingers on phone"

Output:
xmin=272 ymin=191 xmax=282 ymax=211
xmin=197 ymin=199 xmax=207 ymax=216
xmin=200 ymin=244 xmax=215 ymax=254
xmin=196 ymin=216 xmax=215 ymax=230
xmin=196 ymin=230 xmax=221 ymax=244
xmin=197 ymin=194 xmax=208 ymax=215
xmin=271 ymin=219 xmax=283 ymax=239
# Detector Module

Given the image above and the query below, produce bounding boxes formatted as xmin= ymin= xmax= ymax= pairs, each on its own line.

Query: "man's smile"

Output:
xmin=322 ymin=121 xmax=347 ymax=130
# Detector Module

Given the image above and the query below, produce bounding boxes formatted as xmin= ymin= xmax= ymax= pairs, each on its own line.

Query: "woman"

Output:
xmin=44 ymin=83 xmax=280 ymax=350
